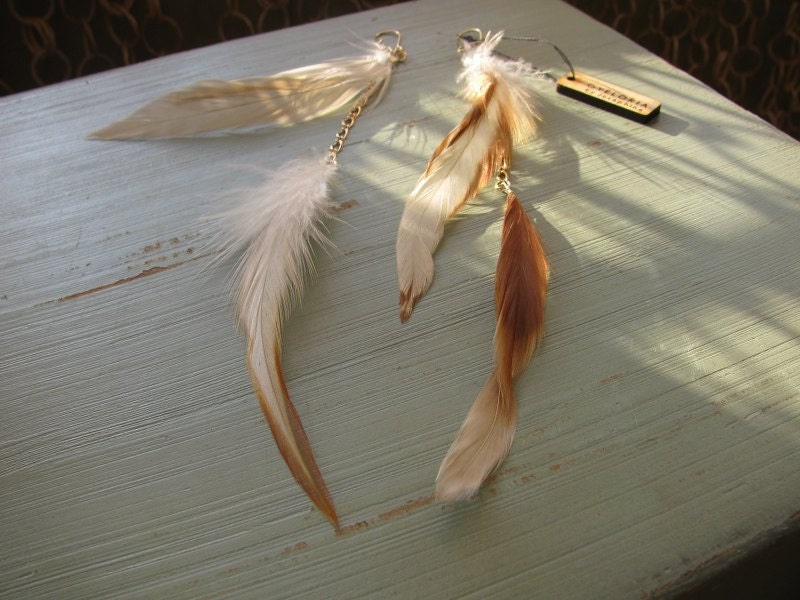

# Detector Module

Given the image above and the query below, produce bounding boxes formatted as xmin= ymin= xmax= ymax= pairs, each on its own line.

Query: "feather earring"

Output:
xmin=393 ymin=29 xmax=547 ymax=500
xmin=212 ymin=35 xmax=406 ymax=529
xmin=396 ymin=30 xmax=540 ymax=321
xmin=90 ymin=32 xmax=408 ymax=528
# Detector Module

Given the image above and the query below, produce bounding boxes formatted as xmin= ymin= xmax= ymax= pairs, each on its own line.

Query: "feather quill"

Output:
xmin=215 ymin=154 xmax=339 ymax=526
xmin=436 ymin=190 xmax=548 ymax=501
xmin=89 ymin=41 xmax=396 ymax=139
xmin=396 ymin=32 xmax=539 ymax=320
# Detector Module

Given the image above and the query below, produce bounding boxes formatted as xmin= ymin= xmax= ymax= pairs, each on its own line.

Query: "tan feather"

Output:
xmin=89 ymin=43 xmax=396 ymax=139
xmin=436 ymin=191 xmax=548 ymax=501
xmin=396 ymin=32 xmax=539 ymax=321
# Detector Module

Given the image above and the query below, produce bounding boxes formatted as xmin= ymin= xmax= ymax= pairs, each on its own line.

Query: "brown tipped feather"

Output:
xmin=436 ymin=191 xmax=548 ymax=500
xmin=217 ymin=156 xmax=340 ymax=527
xmin=395 ymin=81 xmax=518 ymax=321
xmin=396 ymin=86 xmax=496 ymax=321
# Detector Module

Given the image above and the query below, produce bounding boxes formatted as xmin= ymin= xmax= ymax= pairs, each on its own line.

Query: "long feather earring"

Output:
xmin=90 ymin=32 xmax=408 ymax=528
xmin=394 ymin=30 xmax=548 ymax=499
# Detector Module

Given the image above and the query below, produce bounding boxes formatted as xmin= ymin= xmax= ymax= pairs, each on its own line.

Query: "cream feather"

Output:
xmin=436 ymin=191 xmax=548 ymax=501
xmin=214 ymin=153 xmax=339 ymax=527
xmin=89 ymin=42 xmax=396 ymax=139
xmin=435 ymin=373 xmax=515 ymax=501
xmin=396 ymin=32 xmax=540 ymax=320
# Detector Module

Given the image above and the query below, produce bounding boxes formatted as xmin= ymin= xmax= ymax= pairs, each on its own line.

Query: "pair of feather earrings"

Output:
xmin=91 ymin=28 xmax=549 ymax=525
xmin=91 ymin=31 xmax=408 ymax=529
xmin=396 ymin=30 xmax=549 ymax=501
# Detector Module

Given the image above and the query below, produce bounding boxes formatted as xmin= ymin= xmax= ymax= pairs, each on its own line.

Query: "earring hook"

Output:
xmin=456 ymin=28 xmax=484 ymax=51
xmin=375 ymin=30 xmax=408 ymax=63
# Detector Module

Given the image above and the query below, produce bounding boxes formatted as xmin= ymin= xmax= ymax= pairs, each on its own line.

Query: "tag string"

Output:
xmin=501 ymin=35 xmax=577 ymax=81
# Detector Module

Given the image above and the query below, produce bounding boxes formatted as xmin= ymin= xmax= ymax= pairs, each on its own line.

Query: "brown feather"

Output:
xmin=494 ymin=191 xmax=548 ymax=392
xmin=435 ymin=373 xmax=516 ymax=501
xmin=435 ymin=191 xmax=548 ymax=500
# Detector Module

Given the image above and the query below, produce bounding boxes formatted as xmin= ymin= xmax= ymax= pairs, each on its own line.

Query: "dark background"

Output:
xmin=1 ymin=0 xmax=798 ymax=140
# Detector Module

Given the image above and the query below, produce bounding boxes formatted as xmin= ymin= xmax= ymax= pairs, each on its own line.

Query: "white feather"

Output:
xmin=214 ymin=153 xmax=340 ymax=526
xmin=90 ymin=42 xmax=396 ymax=139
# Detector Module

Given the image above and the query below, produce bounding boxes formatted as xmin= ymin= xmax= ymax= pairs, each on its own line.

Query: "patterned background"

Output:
xmin=1 ymin=0 xmax=797 ymax=140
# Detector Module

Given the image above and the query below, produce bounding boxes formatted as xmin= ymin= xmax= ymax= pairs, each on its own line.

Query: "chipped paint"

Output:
xmin=55 ymin=253 xmax=209 ymax=303
xmin=378 ymin=496 xmax=434 ymax=521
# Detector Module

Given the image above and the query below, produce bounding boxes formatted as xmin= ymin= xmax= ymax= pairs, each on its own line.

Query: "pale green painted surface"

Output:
xmin=1 ymin=0 xmax=799 ymax=598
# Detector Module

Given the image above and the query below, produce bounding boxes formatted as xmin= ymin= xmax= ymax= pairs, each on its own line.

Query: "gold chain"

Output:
xmin=326 ymin=33 xmax=406 ymax=164
xmin=326 ymin=97 xmax=367 ymax=164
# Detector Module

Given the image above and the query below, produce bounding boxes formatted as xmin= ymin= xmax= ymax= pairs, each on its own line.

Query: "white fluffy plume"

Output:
xmin=90 ymin=41 xmax=397 ymax=139
xmin=396 ymin=31 xmax=539 ymax=320
xmin=214 ymin=153 xmax=339 ymax=527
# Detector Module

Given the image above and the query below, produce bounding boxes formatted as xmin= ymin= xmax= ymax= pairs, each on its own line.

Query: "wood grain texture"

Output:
xmin=1 ymin=0 xmax=799 ymax=598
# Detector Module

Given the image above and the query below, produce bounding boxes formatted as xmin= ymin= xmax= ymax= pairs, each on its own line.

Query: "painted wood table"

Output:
xmin=2 ymin=0 xmax=799 ymax=597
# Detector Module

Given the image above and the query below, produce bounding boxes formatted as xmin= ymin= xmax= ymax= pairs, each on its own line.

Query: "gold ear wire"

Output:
xmin=375 ymin=30 xmax=408 ymax=63
xmin=457 ymin=28 xmax=484 ymax=53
